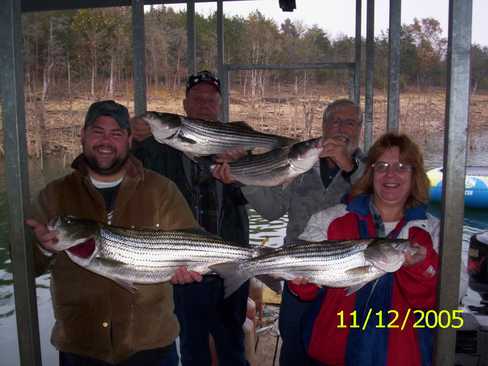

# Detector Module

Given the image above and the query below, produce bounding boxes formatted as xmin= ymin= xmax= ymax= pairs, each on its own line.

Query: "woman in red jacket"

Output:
xmin=289 ymin=133 xmax=439 ymax=366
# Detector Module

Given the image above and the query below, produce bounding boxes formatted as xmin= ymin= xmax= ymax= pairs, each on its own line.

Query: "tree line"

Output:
xmin=21 ymin=6 xmax=488 ymax=102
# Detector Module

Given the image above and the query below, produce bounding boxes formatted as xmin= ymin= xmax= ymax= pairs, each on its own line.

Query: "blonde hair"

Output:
xmin=351 ymin=133 xmax=430 ymax=208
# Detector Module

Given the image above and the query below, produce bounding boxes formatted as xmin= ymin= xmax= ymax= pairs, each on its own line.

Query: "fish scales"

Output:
xmin=181 ymin=119 xmax=285 ymax=150
xmin=216 ymin=138 xmax=322 ymax=187
xmin=98 ymin=229 xmax=249 ymax=267
xmin=49 ymin=216 xmax=257 ymax=286
xmin=229 ymin=151 xmax=291 ymax=176
xmin=210 ymin=238 xmax=411 ymax=298
xmin=142 ymin=111 xmax=295 ymax=156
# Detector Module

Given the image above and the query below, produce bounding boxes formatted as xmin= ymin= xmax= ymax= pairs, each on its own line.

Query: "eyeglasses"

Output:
xmin=371 ymin=161 xmax=413 ymax=173
xmin=327 ymin=118 xmax=358 ymax=128
xmin=186 ymin=70 xmax=221 ymax=93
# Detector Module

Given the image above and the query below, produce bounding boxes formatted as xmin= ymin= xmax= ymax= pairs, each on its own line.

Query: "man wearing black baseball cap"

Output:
xmin=131 ymin=71 xmax=250 ymax=366
xmin=84 ymin=99 xmax=131 ymax=130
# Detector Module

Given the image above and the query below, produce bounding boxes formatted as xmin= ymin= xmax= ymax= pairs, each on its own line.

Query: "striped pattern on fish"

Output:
xmin=141 ymin=111 xmax=296 ymax=156
xmin=212 ymin=138 xmax=322 ymax=187
xmin=210 ymin=238 xmax=411 ymax=298
xmin=49 ymin=216 xmax=256 ymax=285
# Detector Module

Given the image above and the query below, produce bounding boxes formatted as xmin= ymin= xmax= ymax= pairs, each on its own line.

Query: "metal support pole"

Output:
xmin=0 ymin=1 xmax=41 ymax=365
xmin=187 ymin=0 xmax=196 ymax=75
xmin=387 ymin=0 xmax=401 ymax=132
xmin=131 ymin=0 xmax=147 ymax=114
xmin=364 ymin=0 xmax=374 ymax=150
xmin=216 ymin=0 xmax=229 ymax=122
xmin=434 ymin=1 xmax=472 ymax=365
xmin=353 ymin=0 xmax=362 ymax=105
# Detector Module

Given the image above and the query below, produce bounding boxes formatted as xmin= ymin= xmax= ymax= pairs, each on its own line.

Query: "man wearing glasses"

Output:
xmin=130 ymin=71 xmax=250 ymax=366
xmin=213 ymin=98 xmax=366 ymax=366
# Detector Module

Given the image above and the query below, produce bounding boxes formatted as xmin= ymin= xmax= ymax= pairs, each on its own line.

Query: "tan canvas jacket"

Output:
xmin=33 ymin=154 xmax=198 ymax=364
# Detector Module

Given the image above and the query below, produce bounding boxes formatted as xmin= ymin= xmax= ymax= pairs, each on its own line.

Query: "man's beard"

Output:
xmin=83 ymin=146 xmax=129 ymax=176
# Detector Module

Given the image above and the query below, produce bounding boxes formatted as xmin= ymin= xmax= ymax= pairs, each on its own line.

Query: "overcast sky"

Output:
xmin=164 ymin=0 xmax=487 ymax=46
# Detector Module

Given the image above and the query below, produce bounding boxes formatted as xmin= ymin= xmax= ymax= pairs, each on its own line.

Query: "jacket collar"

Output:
xmin=71 ymin=153 xmax=145 ymax=180
xmin=347 ymin=193 xmax=428 ymax=221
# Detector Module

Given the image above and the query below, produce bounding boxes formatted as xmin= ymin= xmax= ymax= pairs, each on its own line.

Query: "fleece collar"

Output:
xmin=347 ymin=194 xmax=428 ymax=222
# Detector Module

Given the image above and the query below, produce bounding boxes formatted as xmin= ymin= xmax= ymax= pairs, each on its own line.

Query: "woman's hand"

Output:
xmin=403 ymin=243 xmax=427 ymax=266
xmin=290 ymin=276 xmax=310 ymax=285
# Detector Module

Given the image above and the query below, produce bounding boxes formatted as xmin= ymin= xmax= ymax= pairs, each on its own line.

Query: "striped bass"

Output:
xmin=48 ymin=216 xmax=257 ymax=286
xmin=140 ymin=111 xmax=296 ymax=156
xmin=210 ymin=239 xmax=413 ymax=298
xmin=211 ymin=138 xmax=322 ymax=187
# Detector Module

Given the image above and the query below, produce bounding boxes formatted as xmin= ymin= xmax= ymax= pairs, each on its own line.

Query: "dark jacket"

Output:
xmin=33 ymin=154 xmax=198 ymax=364
xmin=132 ymin=137 xmax=249 ymax=246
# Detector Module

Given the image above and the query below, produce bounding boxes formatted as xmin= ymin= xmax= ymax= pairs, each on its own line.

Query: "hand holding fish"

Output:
xmin=26 ymin=218 xmax=59 ymax=252
xmin=170 ymin=266 xmax=203 ymax=284
xmin=212 ymin=162 xmax=236 ymax=184
xmin=215 ymin=148 xmax=247 ymax=163
xmin=212 ymin=148 xmax=247 ymax=184
xmin=403 ymin=243 xmax=427 ymax=266
xmin=320 ymin=136 xmax=355 ymax=172
xmin=290 ymin=276 xmax=310 ymax=285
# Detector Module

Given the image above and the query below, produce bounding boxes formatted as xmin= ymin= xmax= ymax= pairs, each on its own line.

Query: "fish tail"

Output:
xmin=210 ymin=262 xmax=252 ymax=298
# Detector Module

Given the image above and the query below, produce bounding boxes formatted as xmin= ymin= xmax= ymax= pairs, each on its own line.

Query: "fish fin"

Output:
xmin=345 ymin=282 xmax=368 ymax=296
xmin=178 ymin=227 xmax=224 ymax=242
xmin=95 ymin=258 xmax=138 ymax=293
xmin=111 ymin=278 xmax=138 ymax=294
xmin=277 ymin=136 xmax=298 ymax=147
xmin=255 ymin=275 xmax=283 ymax=294
xmin=227 ymin=120 xmax=255 ymax=130
xmin=210 ymin=262 xmax=251 ymax=298
xmin=344 ymin=265 xmax=374 ymax=276
xmin=281 ymin=177 xmax=295 ymax=189
xmin=178 ymin=133 xmax=198 ymax=145
xmin=97 ymin=256 xmax=127 ymax=267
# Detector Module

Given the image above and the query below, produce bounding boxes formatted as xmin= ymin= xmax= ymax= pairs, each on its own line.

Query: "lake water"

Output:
xmin=0 ymin=155 xmax=487 ymax=366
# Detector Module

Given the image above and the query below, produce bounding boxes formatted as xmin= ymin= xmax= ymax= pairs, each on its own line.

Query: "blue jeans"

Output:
xmin=59 ymin=343 xmax=178 ymax=366
xmin=174 ymin=275 xmax=249 ymax=366
xmin=279 ymin=282 xmax=320 ymax=366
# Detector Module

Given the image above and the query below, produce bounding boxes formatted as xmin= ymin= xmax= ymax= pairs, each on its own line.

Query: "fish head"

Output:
xmin=364 ymin=238 xmax=411 ymax=273
xmin=288 ymin=138 xmax=322 ymax=171
xmin=140 ymin=112 xmax=182 ymax=140
xmin=48 ymin=216 xmax=99 ymax=251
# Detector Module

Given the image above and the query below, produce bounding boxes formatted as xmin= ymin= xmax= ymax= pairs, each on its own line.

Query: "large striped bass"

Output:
xmin=140 ymin=111 xmax=296 ymax=156
xmin=210 ymin=239 xmax=413 ymax=298
xmin=211 ymin=138 xmax=322 ymax=187
xmin=48 ymin=216 xmax=257 ymax=286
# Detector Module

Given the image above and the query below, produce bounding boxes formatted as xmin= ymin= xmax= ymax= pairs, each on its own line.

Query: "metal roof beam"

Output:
xmin=0 ymin=1 xmax=41 ymax=365
xmin=21 ymin=0 xmax=248 ymax=13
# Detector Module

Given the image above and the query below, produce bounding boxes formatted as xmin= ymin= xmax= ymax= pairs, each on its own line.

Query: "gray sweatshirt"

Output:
xmin=242 ymin=154 xmax=365 ymax=244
